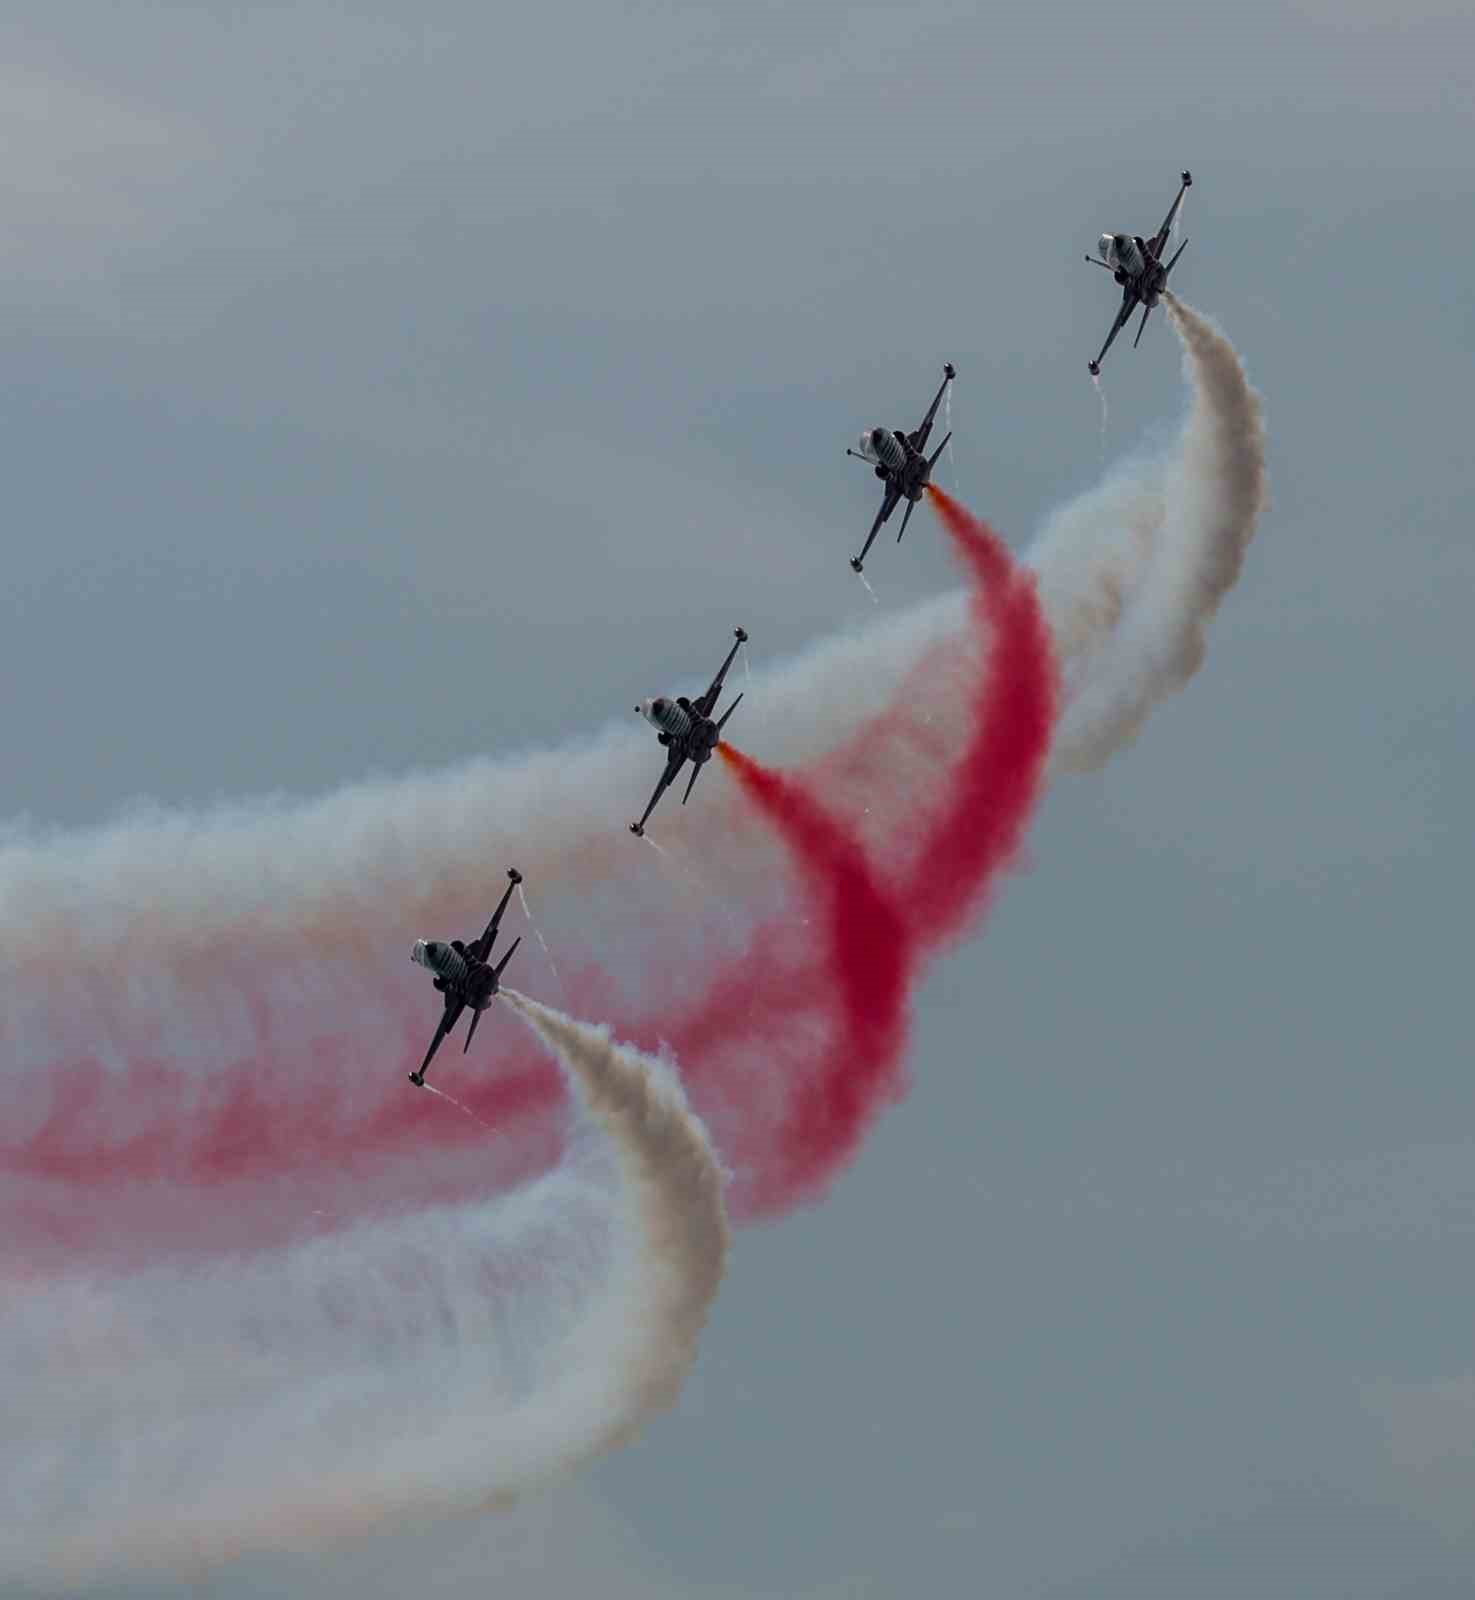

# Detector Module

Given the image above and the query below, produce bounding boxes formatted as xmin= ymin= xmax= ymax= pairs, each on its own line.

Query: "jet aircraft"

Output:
xmin=408 ymin=867 xmax=523 ymax=1087
xmin=846 ymin=363 xmax=956 ymax=574
xmin=1085 ymin=171 xmax=1193 ymax=375
xmin=630 ymin=628 xmax=748 ymax=837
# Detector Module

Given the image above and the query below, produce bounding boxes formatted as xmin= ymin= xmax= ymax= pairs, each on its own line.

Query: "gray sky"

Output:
xmin=4 ymin=0 xmax=1475 ymax=1594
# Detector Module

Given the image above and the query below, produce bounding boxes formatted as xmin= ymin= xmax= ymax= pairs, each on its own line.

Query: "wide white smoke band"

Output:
xmin=0 ymin=999 xmax=727 ymax=1587
xmin=1031 ymin=296 xmax=1268 ymax=772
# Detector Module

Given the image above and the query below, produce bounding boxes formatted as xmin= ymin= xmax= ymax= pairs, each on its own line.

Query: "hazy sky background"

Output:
xmin=4 ymin=0 xmax=1474 ymax=1594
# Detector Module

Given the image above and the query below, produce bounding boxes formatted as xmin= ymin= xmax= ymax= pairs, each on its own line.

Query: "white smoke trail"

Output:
xmin=0 ymin=1000 xmax=726 ymax=1587
xmin=1030 ymin=296 xmax=1267 ymax=772
xmin=0 ymin=301 xmax=1259 ymax=959
xmin=0 ymin=298 xmax=1261 ymax=1580
xmin=0 ymin=297 xmax=1264 ymax=1185
xmin=500 ymin=992 xmax=728 ymax=1434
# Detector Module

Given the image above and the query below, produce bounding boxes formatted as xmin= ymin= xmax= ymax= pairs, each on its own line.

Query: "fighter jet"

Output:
xmin=846 ymin=363 xmax=956 ymax=574
xmin=407 ymin=867 xmax=523 ymax=1087
xmin=1085 ymin=171 xmax=1193 ymax=376
xmin=629 ymin=628 xmax=748 ymax=837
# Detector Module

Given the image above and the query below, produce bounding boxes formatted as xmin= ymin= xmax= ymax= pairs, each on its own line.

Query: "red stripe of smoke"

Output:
xmin=3 ymin=492 xmax=1058 ymax=1255
xmin=712 ymin=742 xmax=910 ymax=1208
xmin=907 ymin=487 xmax=1057 ymax=944
xmin=665 ymin=492 xmax=1055 ymax=1215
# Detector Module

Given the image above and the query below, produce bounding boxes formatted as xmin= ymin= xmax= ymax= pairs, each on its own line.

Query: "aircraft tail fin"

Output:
xmin=463 ymin=1007 xmax=482 ymax=1054
xmin=926 ymin=431 xmax=952 ymax=473
xmin=715 ymin=693 xmax=743 ymax=734
xmin=1163 ymin=238 xmax=1188 ymax=278
xmin=682 ymin=763 xmax=702 ymax=804
xmin=493 ymin=937 xmax=521 ymax=981
xmin=1133 ymin=303 xmax=1152 ymax=348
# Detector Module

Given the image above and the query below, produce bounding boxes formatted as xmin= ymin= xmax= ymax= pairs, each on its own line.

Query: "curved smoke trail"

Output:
xmin=499 ymin=992 xmax=728 ymax=1440
xmin=0 ymin=301 xmax=1262 ymax=1577
xmin=716 ymin=741 xmax=912 ymax=1201
xmin=1030 ymin=295 xmax=1268 ymax=772
xmin=0 ymin=471 xmax=1047 ymax=1239
xmin=0 ymin=997 xmax=726 ymax=1587
xmin=704 ymin=494 xmax=1055 ymax=1203
xmin=0 ymin=299 xmax=1258 ymax=1238
xmin=907 ymin=486 xmax=1057 ymax=948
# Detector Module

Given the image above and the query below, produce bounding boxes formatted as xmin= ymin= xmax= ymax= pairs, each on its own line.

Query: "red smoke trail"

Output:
xmin=904 ymin=486 xmax=1057 ymax=944
xmin=2 ymin=491 xmax=1056 ymax=1255
xmin=713 ymin=741 xmax=910 ymax=1205
xmin=672 ymin=490 xmax=1055 ymax=1213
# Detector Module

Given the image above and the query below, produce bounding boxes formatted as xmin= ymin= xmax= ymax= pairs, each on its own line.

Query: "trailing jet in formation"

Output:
xmin=846 ymin=363 xmax=956 ymax=574
xmin=630 ymin=627 xmax=748 ymax=837
xmin=408 ymin=867 xmax=523 ymax=1087
xmin=1085 ymin=170 xmax=1192 ymax=375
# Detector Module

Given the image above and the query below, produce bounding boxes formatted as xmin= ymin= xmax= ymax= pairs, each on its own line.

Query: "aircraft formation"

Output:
xmin=408 ymin=170 xmax=1194 ymax=1087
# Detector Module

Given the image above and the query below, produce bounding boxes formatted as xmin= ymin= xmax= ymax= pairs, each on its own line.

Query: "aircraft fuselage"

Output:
xmin=860 ymin=428 xmax=934 ymax=501
xmin=413 ymin=939 xmax=499 ymax=1009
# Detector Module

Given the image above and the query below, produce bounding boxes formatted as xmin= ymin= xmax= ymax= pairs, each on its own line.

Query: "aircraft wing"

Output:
xmin=632 ymin=747 xmax=687 ymax=835
xmin=470 ymin=871 xmax=521 ymax=963
xmin=908 ymin=366 xmax=954 ymax=452
xmin=1148 ymin=171 xmax=1192 ymax=261
xmin=694 ymin=629 xmax=748 ymax=719
xmin=1090 ymin=287 xmax=1140 ymax=374
xmin=853 ymin=481 xmax=902 ymax=570
xmin=419 ymin=994 xmax=466 ymax=1077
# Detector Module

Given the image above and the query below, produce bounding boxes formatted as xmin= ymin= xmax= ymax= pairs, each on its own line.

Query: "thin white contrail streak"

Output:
xmin=0 ymin=1000 xmax=726 ymax=1587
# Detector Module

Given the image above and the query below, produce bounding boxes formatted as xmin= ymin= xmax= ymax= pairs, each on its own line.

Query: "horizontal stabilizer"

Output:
xmin=463 ymin=1006 xmax=482 ymax=1054
xmin=493 ymin=936 xmax=521 ymax=980
xmin=715 ymin=692 xmax=743 ymax=733
xmin=896 ymin=496 xmax=916 ymax=544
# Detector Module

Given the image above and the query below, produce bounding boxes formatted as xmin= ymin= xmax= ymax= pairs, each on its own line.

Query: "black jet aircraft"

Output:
xmin=1085 ymin=171 xmax=1193 ymax=376
xmin=407 ymin=867 xmax=523 ymax=1087
xmin=845 ymin=363 xmax=956 ymax=574
xmin=629 ymin=627 xmax=748 ymax=837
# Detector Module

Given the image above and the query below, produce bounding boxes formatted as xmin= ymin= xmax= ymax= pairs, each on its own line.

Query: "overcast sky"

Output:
xmin=5 ymin=0 xmax=1475 ymax=1594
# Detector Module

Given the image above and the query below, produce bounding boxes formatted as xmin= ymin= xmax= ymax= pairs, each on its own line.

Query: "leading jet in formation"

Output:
xmin=630 ymin=627 xmax=748 ymax=837
xmin=1085 ymin=170 xmax=1192 ymax=376
xmin=408 ymin=867 xmax=523 ymax=1087
xmin=846 ymin=362 xmax=955 ymax=575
